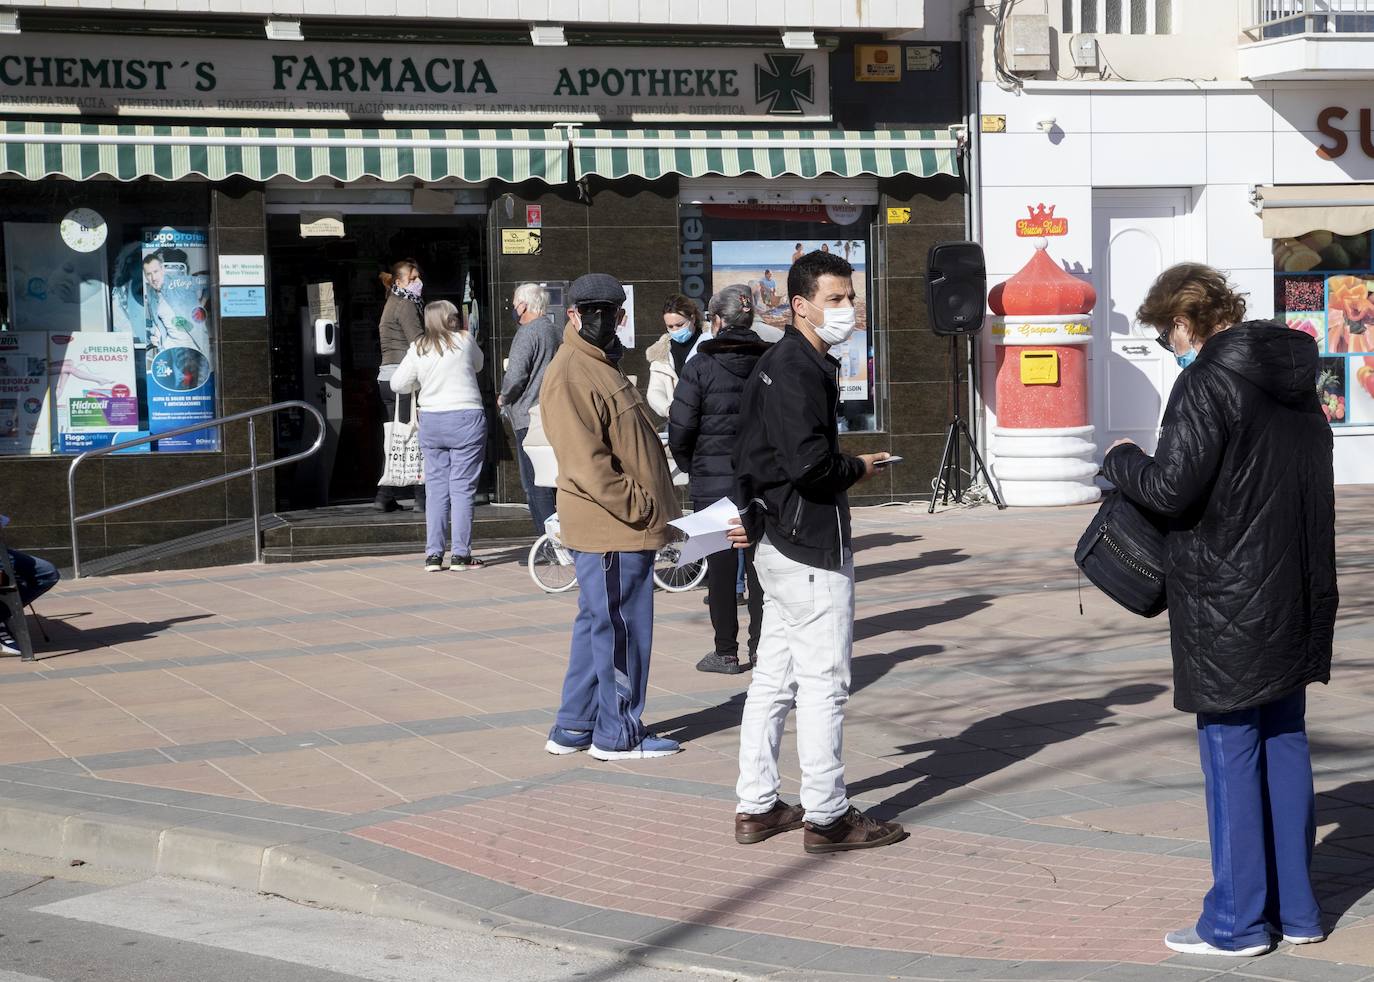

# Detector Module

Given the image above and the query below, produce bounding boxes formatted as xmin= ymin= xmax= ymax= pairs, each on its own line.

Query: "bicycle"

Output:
xmin=523 ymin=425 xmax=708 ymax=595
xmin=527 ymin=514 xmax=708 ymax=594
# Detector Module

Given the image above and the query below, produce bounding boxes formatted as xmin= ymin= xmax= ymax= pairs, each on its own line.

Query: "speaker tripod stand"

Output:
xmin=929 ymin=335 xmax=1005 ymax=514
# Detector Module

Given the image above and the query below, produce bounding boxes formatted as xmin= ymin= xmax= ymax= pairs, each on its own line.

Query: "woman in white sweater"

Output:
xmin=390 ymin=300 xmax=486 ymax=571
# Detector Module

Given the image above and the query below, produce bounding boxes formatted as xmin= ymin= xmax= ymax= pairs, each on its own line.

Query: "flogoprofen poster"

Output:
xmin=0 ymin=332 xmax=51 ymax=455
xmin=49 ymin=332 xmax=146 ymax=453
xmin=142 ymin=227 xmax=218 ymax=451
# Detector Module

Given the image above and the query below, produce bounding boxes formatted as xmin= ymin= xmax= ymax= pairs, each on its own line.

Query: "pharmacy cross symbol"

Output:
xmin=754 ymin=53 xmax=815 ymax=115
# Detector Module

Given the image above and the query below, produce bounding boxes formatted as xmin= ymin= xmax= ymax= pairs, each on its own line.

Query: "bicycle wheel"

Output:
xmin=529 ymin=534 xmax=578 ymax=593
xmin=653 ymin=544 xmax=709 ymax=592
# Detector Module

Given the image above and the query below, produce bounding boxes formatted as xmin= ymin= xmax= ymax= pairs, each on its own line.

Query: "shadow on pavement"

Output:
xmin=855 ymin=547 xmax=969 ymax=584
xmin=853 ymin=593 xmax=994 ymax=642
xmin=34 ymin=613 xmax=215 ymax=658
xmin=850 ymin=683 xmax=1168 ymax=822
xmin=850 ymin=532 xmax=923 ymax=551
xmin=1313 ymin=779 xmax=1374 ymax=932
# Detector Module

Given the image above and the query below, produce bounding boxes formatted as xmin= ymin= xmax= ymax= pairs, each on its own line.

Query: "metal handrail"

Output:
xmin=67 ymin=400 xmax=326 ymax=578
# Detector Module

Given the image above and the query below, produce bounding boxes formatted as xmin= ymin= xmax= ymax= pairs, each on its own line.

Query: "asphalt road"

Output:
xmin=0 ymin=852 xmax=747 ymax=982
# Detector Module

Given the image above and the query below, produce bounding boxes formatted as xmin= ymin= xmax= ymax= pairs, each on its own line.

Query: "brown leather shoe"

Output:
xmin=803 ymin=806 xmax=907 ymax=854
xmin=735 ymin=800 xmax=806 ymax=844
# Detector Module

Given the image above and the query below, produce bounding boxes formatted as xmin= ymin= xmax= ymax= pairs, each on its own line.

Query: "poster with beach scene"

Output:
xmin=712 ymin=238 xmax=869 ymax=399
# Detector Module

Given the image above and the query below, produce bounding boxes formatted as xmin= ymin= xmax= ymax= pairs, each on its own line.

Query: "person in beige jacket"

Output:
xmin=540 ymin=273 xmax=683 ymax=762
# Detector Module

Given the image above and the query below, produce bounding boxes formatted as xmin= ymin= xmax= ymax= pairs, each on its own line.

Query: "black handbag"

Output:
xmin=1074 ymin=491 xmax=1168 ymax=618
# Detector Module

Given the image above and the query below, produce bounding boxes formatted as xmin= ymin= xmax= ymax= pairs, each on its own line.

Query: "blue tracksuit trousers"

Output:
xmin=1196 ymin=687 xmax=1323 ymax=949
xmin=554 ymin=549 xmax=655 ymax=751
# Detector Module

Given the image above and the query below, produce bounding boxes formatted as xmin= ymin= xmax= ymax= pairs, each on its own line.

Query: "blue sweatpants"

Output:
xmin=1196 ymin=687 xmax=1322 ymax=949
xmin=418 ymin=409 xmax=486 ymax=558
xmin=554 ymin=550 xmax=655 ymax=751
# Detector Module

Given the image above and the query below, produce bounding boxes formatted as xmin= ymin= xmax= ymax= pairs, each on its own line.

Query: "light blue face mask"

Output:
xmin=1176 ymin=348 xmax=1198 ymax=369
xmin=669 ymin=326 xmax=695 ymax=344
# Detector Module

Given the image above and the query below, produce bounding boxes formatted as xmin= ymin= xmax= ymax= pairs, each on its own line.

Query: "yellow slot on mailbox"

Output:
xmin=1020 ymin=349 xmax=1059 ymax=385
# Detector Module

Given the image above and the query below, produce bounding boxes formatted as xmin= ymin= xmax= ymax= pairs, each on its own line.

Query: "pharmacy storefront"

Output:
xmin=0 ymin=29 xmax=965 ymax=568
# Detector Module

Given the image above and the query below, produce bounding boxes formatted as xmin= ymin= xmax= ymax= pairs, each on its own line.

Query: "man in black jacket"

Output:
xmin=729 ymin=250 xmax=906 ymax=854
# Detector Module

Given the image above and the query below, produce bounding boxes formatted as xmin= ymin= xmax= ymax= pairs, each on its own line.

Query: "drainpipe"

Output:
xmin=960 ymin=0 xmax=988 ymax=469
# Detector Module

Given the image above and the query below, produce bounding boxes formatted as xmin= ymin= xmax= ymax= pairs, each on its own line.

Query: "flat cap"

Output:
xmin=567 ymin=273 xmax=626 ymax=308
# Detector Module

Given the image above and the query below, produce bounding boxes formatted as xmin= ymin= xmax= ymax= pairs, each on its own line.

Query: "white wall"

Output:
xmin=978 ymin=78 xmax=1374 ymax=482
xmin=4 ymin=0 xmax=931 ymax=28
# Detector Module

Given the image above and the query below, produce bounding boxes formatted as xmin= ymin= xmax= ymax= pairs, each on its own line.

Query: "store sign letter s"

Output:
xmin=1315 ymin=106 xmax=1374 ymax=159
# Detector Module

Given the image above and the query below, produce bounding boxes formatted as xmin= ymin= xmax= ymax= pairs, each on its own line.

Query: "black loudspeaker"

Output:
xmin=926 ymin=241 xmax=987 ymax=336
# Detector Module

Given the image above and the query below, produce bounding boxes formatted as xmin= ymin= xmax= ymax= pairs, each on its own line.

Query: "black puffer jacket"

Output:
xmin=1103 ymin=321 xmax=1337 ymax=714
xmin=667 ymin=329 xmax=770 ymax=504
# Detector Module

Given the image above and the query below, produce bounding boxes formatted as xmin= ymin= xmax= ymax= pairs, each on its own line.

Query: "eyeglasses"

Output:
xmin=1154 ymin=328 xmax=1173 ymax=352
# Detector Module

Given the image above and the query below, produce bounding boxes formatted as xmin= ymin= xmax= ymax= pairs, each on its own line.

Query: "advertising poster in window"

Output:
xmin=142 ymin=227 xmax=218 ymax=451
xmin=711 ymin=238 xmax=869 ymax=399
xmin=49 ymin=332 xmax=145 ymax=453
xmin=3 ymin=222 xmax=110 ymax=333
xmin=0 ymin=332 xmax=51 ymax=455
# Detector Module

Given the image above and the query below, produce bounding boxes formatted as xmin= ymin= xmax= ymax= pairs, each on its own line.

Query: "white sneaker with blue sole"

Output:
xmin=588 ymin=735 xmax=682 ymax=760
xmin=1164 ymin=927 xmax=1271 ymax=956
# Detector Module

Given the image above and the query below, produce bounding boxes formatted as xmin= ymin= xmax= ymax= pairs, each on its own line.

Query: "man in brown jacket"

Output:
xmin=541 ymin=274 xmax=683 ymax=761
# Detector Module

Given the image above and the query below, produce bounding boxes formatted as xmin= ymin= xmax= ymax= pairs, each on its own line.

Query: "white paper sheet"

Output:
xmin=667 ymin=496 xmax=740 ymax=568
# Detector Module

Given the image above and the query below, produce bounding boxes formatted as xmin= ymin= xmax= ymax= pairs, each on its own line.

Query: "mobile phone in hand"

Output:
xmin=874 ymin=455 xmax=903 ymax=468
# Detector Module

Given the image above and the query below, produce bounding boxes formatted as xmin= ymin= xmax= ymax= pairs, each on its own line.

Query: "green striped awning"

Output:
xmin=572 ymin=129 xmax=960 ymax=181
xmin=0 ymin=122 xmax=568 ymax=184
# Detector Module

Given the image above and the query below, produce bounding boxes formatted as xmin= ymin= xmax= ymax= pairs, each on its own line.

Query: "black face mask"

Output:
xmin=575 ymin=305 xmax=621 ymax=351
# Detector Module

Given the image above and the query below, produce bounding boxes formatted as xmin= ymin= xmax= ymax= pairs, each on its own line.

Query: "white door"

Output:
xmin=1091 ymin=190 xmax=1190 ymax=456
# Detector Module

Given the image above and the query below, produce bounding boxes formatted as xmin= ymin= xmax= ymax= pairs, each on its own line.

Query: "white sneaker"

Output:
xmin=1164 ymin=928 xmax=1271 ymax=957
xmin=1282 ymin=932 xmax=1325 ymax=944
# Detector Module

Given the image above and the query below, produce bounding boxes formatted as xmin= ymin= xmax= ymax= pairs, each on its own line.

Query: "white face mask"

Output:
xmin=805 ymin=300 xmax=857 ymax=346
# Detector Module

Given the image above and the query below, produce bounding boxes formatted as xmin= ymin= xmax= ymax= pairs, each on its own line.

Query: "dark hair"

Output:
xmin=708 ymin=284 xmax=754 ymax=331
xmin=662 ymin=293 xmax=702 ymax=330
xmin=142 ymin=252 xmax=162 ymax=267
xmin=379 ymin=258 xmax=421 ymax=291
xmin=788 ymin=250 xmax=854 ymax=305
xmin=1137 ymin=263 xmax=1247 ymax=343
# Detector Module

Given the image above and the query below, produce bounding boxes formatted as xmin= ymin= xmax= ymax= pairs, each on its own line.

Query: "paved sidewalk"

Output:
xmin=3 ymin=492 xmax=1374 ymax=980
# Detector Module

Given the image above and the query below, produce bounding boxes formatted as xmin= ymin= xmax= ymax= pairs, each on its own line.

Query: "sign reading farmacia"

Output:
xmin=0 ymin=35 xmax=830 ymax=123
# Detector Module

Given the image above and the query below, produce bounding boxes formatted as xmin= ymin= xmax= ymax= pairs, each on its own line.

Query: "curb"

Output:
xmin=0 ymin=802 xmax=792 ymax=981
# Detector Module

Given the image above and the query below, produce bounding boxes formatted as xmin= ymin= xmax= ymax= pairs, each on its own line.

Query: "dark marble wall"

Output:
xmin=0 ymin=182 xmax=273 ymax=572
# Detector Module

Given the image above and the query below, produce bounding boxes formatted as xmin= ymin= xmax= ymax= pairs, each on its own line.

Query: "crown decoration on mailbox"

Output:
xmin=988 ymin=239 xmax=1096 ymax=317
xmin=1015 ymin=203 xmax=1069 ymax=238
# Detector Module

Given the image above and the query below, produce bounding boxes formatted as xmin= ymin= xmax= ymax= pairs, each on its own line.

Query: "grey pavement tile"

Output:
xmin=1083 ymin=964 xmax=1222 ymax=982
xmin=242 ymin=732 xmax=338 ymax=753
xmin=494 ymin=893 xmax=600 ymax=928
xmin=323 ymin=723 xmax=414 ymax=745
xmin=638 ymin=923 xmax=759 ymax=956
xmin=976 ymin=960 xmax=1114 ymax=980
xmin=472 ymin=708 xmax=557 ymax=729
xmin=5 ymin=758 xmax=89 ymax=775
xmin=799 ymin=945 xmax=926 ymax=975
xmin=161 ymin=740 xmax=257 ymax=762
xmin=423 ymin=869 xmax=528 ymax=909
xmin=41 ymin=665 xmax=118 ymax=679
xmin=564 ymin=909 xmax=677 ymax=942
xmin=898 ymin=954 xmax=1035 ymax=980
xmin=180 ymin=812 xmax=321 ymax=843
xmin=397 ymin=716 xmax=486 ymax=737
xmin=1229 ymin=954 xmax=1374 ymax=982
xmin=374 ymin=793 xmax=485 ymax=816
xmin=75 ymin=749 xmax=173 ymax=771
xmin=716 ymin=933 xmax=839 ymax=969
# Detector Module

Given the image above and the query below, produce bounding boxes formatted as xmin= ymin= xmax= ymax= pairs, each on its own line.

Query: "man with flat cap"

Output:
xmin=540 ymin=273 xmax=683 ymax=760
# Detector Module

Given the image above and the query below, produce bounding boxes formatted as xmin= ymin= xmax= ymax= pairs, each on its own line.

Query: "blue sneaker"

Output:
xmin=1163 ymin=927 xmax=1271 ymax=957
xmin=544 ymin=726 xmax=593 ymax=755
xmin=588 ymin=734 xmax=682 ymax=760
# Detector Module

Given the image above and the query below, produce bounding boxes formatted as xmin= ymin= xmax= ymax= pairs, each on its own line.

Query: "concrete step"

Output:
xmin=260 ymin=503 xmax=535 ymax=563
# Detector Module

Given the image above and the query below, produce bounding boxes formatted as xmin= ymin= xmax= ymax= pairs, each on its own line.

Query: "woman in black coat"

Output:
xmin=1103 ymin=263 xmax=1337 ymax=958
xmin=668 ymin=285 xmax=771 ymax=675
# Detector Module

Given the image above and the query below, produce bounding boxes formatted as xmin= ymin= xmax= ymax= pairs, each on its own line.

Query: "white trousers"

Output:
xmin=736 ymin=537 xmax=855 ymax=826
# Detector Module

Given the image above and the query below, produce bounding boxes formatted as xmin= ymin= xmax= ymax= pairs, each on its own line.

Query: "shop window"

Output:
xmin=1273 ymin=230 xmax=1374 ymax=429
xmin=677 ymin=201 xmax=880 ymax=433
xmin=0 ymin=181 xmax=216 ymax=456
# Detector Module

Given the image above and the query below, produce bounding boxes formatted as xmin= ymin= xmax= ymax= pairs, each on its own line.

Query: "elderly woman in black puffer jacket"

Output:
xmin=669 ymin=284 xmax=771 ymax=675
xmin=1103 ymin=263 xmax=1337 ymax=959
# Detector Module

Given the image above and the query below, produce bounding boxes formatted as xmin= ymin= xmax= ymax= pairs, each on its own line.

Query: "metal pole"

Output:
xmin=248 ymin=416 xmax=262 ymax=565
xmin=67 ymin=464 xmax=81 ymax=580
